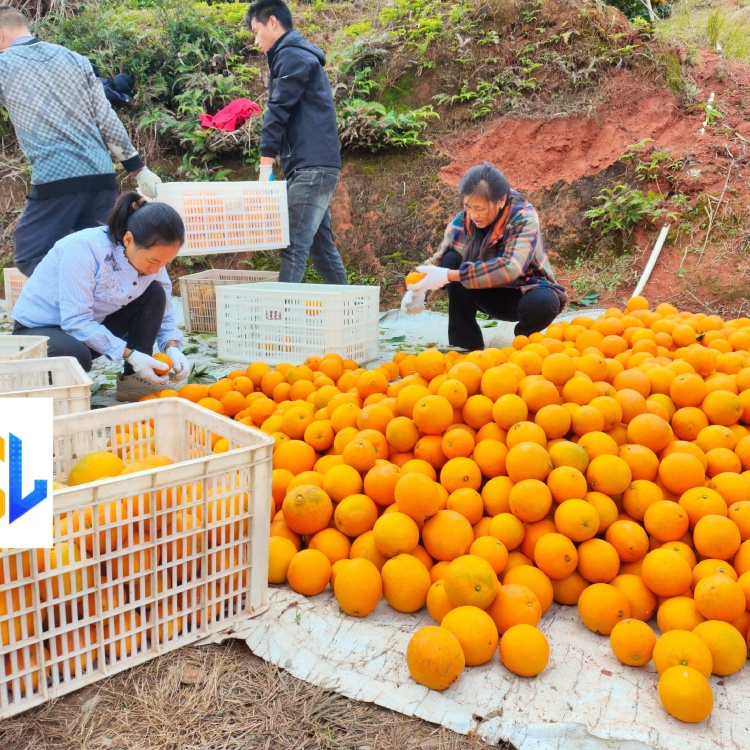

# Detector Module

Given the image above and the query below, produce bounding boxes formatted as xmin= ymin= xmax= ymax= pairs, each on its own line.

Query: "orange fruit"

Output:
xmin=506 ymin=442 xmax=553 ymax=483
xmin=605 ymin=519 xmax=649 ymax=563
xmin=281 ymin=484 xmax=333 ymax=536
xmin=693 ymin=514 xmax=741 ymax=560
xmin=151 ymin=352 xmax=172 ymax=374
xmin=692 ymin=620 xmax=747 ymax=675
xmin=658 ymin=452 xmax=706 ymax=497
xmin=534 ymin=532 xmax=578 ymax=580
xmin=307 ymin=527 xmax=352 ymax=565
xmin=466 ymin=537 xmax=507 ymax=579
xmin=508 ymin=479 xmax=552 ymax=523
xmin=372 ymin=511 xmax=420 ymax=558
xmin=502 ymin=564 xmax=553 ymax=613
xmin=440 ymin=605 xmax=499 ymax=666
xmin=657 ymin=596 xmax=706 ymax=633
xmin=273 ymin=439 xmax=317 ymax=474
xmin=488 ymin=512 xmax=525 ymax=550
xmin=287 ymin=549 xmax=332 ymax=596
xmin=412 ymin=394 xmax=454 ymax=435
xmin=499 ymin=623 xmax=549 ymax=677
xmin=485 ymin=582 xmax=542 ymax=634
xmin=640 ymin=548 xmax=692 ymax=597
xmin=447 ymin=488 xmax=484 ymax=525
xmin=426 ymin=579 xmax=456 ymax=623
xmin=442 ymin=555 xmax=498 ymax=609
xmin=586 ymin=454 xmax=632 ymax=495
xmin=421 ymin=510 xmax=474 ymax=561
xmin=268 ymin=536 xmax=298 ymax=584
xmin=610 ymin=573 xmax=657 ymax=621
xmin=363 ymin=461 xmax=402 ymax=508
xmin=653 ymin=629 xmax=713 ymax=676
xmin=406 ymin=626 xmax=465 ymax=690
xmin=576 ymin=538 xmax=620 ymax=583
xmin=609 ymin=618 xmax=656 ymax=666
xmin=439 ymin=457 xmax=482 ymax=494
xmin=551 ymin=571 xmax=590 ymax=605
xmin=394 ymin=471 xmax=441 ymax=522
xmin=643 ymin=500 xmax=689 ymax=542
xmin=693 ymin=575 xmax=746 ymax=623
xmin=333 ymin=494 xmax=377 ymax=537
xmin=679 ymin=487 xmax=727 ymax=529
xmin=658 ymin=665 xmax=714 ymax=723
xmin=333 ymin=558 xmax=382 ymax=617
xmin=701 ymin=390 xmax=743 ymax=426
xmin=350 ymin=530 xmax=388 ymax=571
xmin=577 ymin=582 xmax=631 ymax=635
xmin=323 ymin=463 xmax=363 ymax=503
xmin=381 ymin=553 xmax=431 ymax=612
xmin=554 ymin=499 xmax=600 ymax=542
xmin=471 ymin=439 xmax=508 ymax=480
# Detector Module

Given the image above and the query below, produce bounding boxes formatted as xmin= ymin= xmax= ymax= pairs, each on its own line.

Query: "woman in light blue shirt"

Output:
xmin=12 ymin=191 xmax=191 ymax=402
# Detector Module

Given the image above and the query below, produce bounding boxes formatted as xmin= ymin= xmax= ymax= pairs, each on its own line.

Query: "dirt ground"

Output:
xmin=0 ymin=641 xmax=507 ymax=750
xmin=434 ymin=48 xmax=750 ymax=314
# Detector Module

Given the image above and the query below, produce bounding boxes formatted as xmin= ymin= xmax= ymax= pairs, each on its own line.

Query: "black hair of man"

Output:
xmin=244 ymin=0 xmax=293 ymax=31
xmin=0 ymin=5 xmax=30 ymax=30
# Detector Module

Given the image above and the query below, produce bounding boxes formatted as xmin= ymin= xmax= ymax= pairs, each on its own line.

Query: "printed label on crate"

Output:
xmin=0 ymin=398 xmax=53 ymax=548
xmin=264 ymin=307 xmax=284 ymax=322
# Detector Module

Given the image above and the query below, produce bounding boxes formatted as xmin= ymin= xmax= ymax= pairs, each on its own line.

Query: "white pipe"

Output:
xmin=631 ymin=223 xmax=670 ymax=299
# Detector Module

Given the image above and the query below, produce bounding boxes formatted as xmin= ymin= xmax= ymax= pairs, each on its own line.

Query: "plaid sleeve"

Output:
xmin=81 ymin=55 xmax=143 ymax=171
xmin=458 ymin=206 xmax=539 ymax=290
xmin=428 ymin=213 xmax=464 ymax=266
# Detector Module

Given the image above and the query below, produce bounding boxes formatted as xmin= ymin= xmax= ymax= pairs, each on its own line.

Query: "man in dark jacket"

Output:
xmin=244 ymin=0 xmax=347 ymax=284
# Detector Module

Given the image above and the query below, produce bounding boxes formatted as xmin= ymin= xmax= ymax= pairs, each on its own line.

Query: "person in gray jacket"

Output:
xmin=0 ymin=6 xmax=161 ymax=277
xmin=244 ymin=0 xmax=347 ymax=285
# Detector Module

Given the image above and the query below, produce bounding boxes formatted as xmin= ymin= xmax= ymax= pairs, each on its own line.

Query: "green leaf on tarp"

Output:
xmin=182 ymin=346 xmax=199 ymax=355
xmin=572 ymin=291 xmax=600 ymax=307
xmin=482 ymin=321 xmax=498 ymax=328
xmin=386 ymin=335 xmax=406 ymax=343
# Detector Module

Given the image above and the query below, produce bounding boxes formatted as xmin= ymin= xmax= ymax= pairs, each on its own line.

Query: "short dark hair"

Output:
xmin=244 ymin=0 xmax=293 ymax=31
xmin=107 ymin=192 xmax=185 ymax=249
xmin=0 ymin=6 xmax=30 ymax=31
xmin=458 ymin=162 xmax=510 ymax=204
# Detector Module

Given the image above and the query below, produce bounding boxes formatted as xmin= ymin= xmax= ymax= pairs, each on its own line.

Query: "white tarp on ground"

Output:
xmin=214 ymin=588 xmax=748 ymax=750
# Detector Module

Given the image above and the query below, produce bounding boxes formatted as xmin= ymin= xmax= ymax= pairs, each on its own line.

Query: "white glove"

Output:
xmin=166 ymin=345 xmax=190 ymax=382
xmin=408 ymin=265 xmax=450 ymax=293
xmin=135 ymin=168 xmax=162 ymax=199
xmin=258 ymin=164 xmax=274 ymax=181
xmin=401 ymin=290 xmax=426 ymax=315
xmin=126 ymin=350 xmax=170 ymax=385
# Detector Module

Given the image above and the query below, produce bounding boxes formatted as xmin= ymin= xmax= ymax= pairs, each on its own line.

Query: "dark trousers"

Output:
xmin=14 ymin=189 xmax=118 ymax=277
xmin=441 ymin=249 xmax=562 ymax=350
xmin=279 ymin=168 xmax=347 ymax=284
xmin=13 ymin=281 xmax=166 ymax=373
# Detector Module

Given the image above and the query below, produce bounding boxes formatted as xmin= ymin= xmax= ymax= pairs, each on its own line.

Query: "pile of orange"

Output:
xmin=156 ymin=296 xmax=750 ymax=721
xmin=2 ymin=423 xmax=245 ymax=696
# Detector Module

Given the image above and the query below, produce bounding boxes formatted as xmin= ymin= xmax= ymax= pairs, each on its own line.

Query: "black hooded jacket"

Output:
xmin=259 ymin=30 xmax=341 ymax=177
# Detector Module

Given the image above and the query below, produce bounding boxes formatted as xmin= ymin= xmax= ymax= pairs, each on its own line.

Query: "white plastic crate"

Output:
xmin=179 ymin=269 xmax=280 ymax=334
xmin=155 ymin=181 xmax=289 ymax=256
xmin=2 ymin=268 xmax=27 ymax=319
xmin=0 ymin=357 xmax=91 ymax=415
xmin=216 ymin=282 xmax=380 ymax=365
xmin=0 ymin=335 xmax=48 ymax=361
xmin=0 ymin=399 xmax=274 ymax=718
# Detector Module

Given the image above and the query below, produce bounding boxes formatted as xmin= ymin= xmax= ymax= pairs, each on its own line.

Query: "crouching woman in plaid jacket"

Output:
xmin=406 ymin=162 xmax=567 ymax=351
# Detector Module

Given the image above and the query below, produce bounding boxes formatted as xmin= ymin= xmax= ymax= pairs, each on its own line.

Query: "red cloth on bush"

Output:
xmin=199 ymin=98 xmax=261 ymax=131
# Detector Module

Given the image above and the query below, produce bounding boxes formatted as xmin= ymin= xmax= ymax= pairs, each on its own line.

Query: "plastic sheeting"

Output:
xmin=214 ymin=588 xmax=748 ymax=750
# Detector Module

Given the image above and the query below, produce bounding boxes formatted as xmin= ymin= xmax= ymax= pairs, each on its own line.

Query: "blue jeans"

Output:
xmin=280 ymin=167 xmax=347 ymax=284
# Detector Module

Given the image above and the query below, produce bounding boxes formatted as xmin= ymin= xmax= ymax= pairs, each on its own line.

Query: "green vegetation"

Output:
xmin=658 ymin=1 xmax=750 ymax=64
